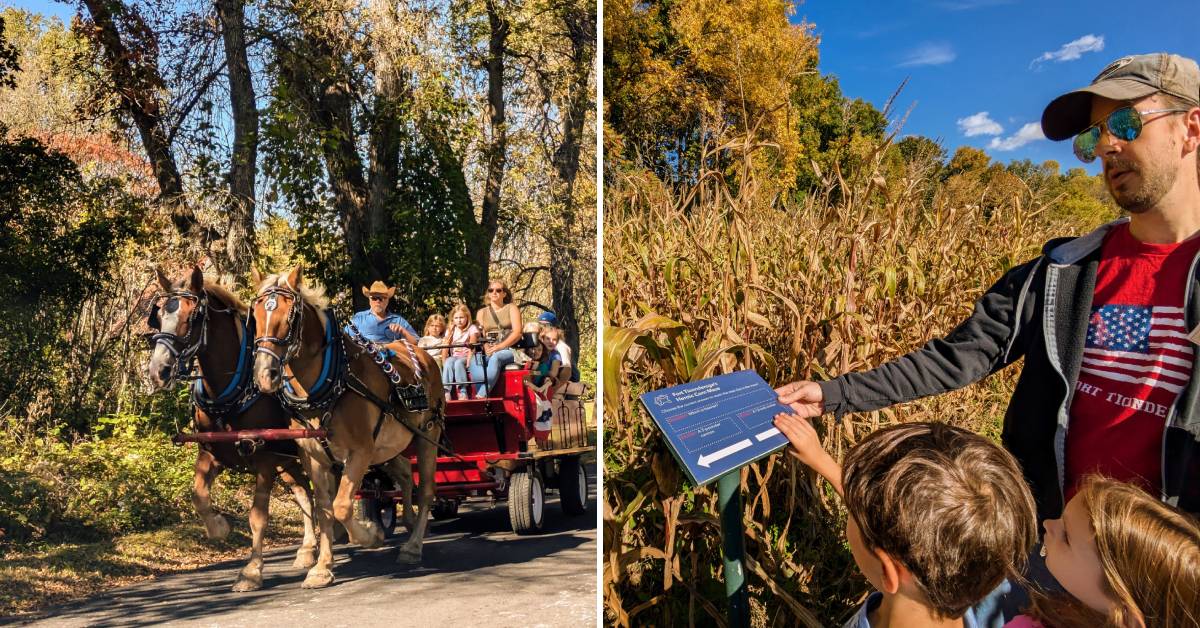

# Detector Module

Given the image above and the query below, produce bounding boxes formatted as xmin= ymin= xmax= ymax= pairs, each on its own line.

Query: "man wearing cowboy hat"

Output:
xmin=346 ymin=280 xmax=419 ymax=345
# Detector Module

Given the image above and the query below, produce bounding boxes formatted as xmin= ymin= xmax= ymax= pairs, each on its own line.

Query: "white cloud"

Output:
xmin=1031 ymin=35 xmax=1105 ymax=68
xmin=898 ymin=42 xmax=956 ymax=68
xmin=957 ymin=112 xmax=1004 ymax=137
xmin=988 ymin=123 xmax=1045 ymax=151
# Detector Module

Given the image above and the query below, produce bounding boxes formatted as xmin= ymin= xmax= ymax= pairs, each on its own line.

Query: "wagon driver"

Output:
xmin=346 ymin=280 xmax=420 ymax=346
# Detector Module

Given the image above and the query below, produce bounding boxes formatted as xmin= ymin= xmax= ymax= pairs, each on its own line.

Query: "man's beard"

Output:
xmin=1105 ymin=155 xmax=1177 ymax=214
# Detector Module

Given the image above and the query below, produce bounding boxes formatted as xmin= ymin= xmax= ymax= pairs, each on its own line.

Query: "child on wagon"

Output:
xmin=773 ymin=414 xmax=1037 ymax=628
xmin=419 ymin=314 xmax=446 ymax=369
xmin=441 ymin=303 xmax=481 ymax=400
xmin=522 ymin=328 xmax=561 ymax=442
xmin=1006 ymin=476 xmax=1200 ymax=628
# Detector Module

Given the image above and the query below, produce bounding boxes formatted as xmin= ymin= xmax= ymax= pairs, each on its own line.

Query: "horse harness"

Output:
xmin=148 ymin=289 xmax=262 ymax=432
xmin=250 ymin=288 xmax=448 ymax=464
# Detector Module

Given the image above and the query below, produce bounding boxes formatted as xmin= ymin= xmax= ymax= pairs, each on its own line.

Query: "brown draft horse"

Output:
xmin=249 ymin=266 xmax=444 ymax=589
xmin=145 ymin=265 xmax=318 ymax=592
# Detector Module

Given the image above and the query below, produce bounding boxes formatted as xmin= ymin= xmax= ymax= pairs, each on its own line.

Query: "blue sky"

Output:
xmin=794 ymin=0 xmax=1200 ymax=174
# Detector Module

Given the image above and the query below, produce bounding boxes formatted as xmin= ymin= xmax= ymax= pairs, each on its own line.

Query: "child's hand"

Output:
xmin=774 ymin=412 xmax=827 ymax=467
xmin=774 ymin=412 xmax=844 ymax=496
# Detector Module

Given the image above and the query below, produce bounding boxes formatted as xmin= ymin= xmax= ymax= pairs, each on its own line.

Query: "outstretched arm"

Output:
xmin=773 ymin=413 xmax=843 ymax=496
xmin=777 ymin=256 xmax=1041 ymax=418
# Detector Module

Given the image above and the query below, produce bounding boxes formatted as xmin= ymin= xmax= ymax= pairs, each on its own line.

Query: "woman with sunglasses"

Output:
xmin=771 ymin=52 xmax=1200 ymax=627
xmin=475 ymin=280 xmax=523 ymax=396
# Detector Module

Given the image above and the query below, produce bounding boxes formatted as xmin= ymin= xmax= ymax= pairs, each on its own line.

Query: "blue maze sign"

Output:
xmin=639 ymin=370 xmax=792 ymax=486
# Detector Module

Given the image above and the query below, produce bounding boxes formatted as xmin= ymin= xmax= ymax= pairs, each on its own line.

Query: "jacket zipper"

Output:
xmin=1042 ymin=264 xmax=1070 ymax=513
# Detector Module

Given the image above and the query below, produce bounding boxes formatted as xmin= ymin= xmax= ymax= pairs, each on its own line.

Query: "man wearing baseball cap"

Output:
xmin=772 ymin=52 xmax=1200 ymax=623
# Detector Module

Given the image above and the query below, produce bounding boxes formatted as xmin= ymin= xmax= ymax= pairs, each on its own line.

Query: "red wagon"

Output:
xmin=355 ymin=366 xmax=594 ymax=536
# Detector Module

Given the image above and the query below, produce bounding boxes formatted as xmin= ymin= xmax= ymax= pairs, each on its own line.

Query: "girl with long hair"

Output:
xmin=1007 ymin=476 xmax=1200 ymax=628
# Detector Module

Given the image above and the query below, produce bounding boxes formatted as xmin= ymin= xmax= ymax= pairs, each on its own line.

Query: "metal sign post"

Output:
xmin=717 ymin=470 xmax=750 ymax=628
xmin=639 ymin=371 xmax=789 ymax=628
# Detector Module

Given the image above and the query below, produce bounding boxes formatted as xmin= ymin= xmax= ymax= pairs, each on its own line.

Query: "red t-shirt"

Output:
xmin=1065 ymin=223 xmax=1200 ymax=499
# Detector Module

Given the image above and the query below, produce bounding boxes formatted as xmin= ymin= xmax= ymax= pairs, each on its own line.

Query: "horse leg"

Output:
xmin=332 ymin=452 xmax=384 ymax=549
xmin=279 ymin=462 xmax=317 ymax=569
xmin=232 ymin=464 xmax=274 ymax=592
xmin=380 ymin=455 xmax=416 ymax=532
xmin=192 ymin=449 xmax=230 ymax=540
xmin=298 ymin=444 xmax=337 ymax=589
xmin=397 ymin=424 xmax=437 ymax=565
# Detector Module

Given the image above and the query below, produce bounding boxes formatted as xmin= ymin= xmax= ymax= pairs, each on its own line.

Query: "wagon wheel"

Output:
xmin=357 ymin=496 xmax=398 ymax=538
xmin=507 ymin=467 xmax=545 ymax=535
xmin=431 ymin=498 xmax=459 ymax=520
xmin=558 ymin=455 xmax=588 ymax=516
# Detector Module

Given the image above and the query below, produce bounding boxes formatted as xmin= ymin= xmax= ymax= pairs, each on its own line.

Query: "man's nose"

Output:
xmin=1094 ymin=124 xmax=1122 ymax=159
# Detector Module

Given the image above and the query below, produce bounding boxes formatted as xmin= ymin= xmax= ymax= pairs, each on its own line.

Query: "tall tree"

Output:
xmin=214 ymin=0 xmax=258 ymax=279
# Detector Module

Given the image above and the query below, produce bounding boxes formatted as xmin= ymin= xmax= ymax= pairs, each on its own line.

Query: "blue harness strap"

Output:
xmin=282 ymin=308 xmax=343 ymax=402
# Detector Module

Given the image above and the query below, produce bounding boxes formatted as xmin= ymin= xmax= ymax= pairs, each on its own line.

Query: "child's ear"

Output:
xmin=873 ymin=548 xmax=903 ymax=595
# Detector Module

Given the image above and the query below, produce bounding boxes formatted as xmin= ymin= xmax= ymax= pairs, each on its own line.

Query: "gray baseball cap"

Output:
xmin=1041 ymin=53 xmax=1200 ymax=141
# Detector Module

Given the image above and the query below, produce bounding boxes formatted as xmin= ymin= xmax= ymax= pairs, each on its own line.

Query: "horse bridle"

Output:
xmin=148 ymin=289 xmax=209 ymax=384
xmin=252 ymin=287 xmax=305 ymax=368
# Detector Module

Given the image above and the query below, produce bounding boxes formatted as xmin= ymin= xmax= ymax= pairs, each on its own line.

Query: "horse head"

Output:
xmin=250 ymin=265 xmax=309 ymax=393
xmin=146 ymin=265 xmax=207 ymax=390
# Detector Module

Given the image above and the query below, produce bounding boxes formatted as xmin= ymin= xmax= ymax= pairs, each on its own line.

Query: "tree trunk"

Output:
xmin=275 ymin=26 xmax=373 ymax=310
xmin=81 ymin=0 xmax=201 ymax=239
xmin=548 ymin=0 xmax=595 ymax=356
xmin=466 ymin=0 xmax=510 ymax=301
xmin=215 ymin=0 xmax=258 ymax=283
xmin=365 ymin=0 xmax=408 ymax=289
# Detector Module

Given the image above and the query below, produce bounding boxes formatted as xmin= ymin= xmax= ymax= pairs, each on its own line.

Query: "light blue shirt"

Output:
xmin=844 ymin=592 xmax=979 ymax=628
xmin=346 ymin=310 xmax=416 ymax=343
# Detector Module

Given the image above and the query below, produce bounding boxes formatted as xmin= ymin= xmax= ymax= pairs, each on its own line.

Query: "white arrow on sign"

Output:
xmin=698 ymin=439 xmax=752 ymax=467
xmin=755 ymin=427 xmax=780 ymax=441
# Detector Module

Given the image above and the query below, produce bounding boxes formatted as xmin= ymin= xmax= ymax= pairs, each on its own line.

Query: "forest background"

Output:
xmin=603 ymin=0 xmax=1118 ymax=625
xmin=0 ymin=0 xmax=594 ymax=614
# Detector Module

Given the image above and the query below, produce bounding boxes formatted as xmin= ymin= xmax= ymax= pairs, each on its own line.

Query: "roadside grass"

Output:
xmin=0 ymin=486 xmax=306 ymax=618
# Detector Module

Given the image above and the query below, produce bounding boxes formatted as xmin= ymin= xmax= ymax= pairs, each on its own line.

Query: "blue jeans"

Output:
xmin=469 ymin=353 xmax=486 ymax=397
xmin=442 ymin=356 xmax=469 ymax=398
xmin=484 ymin=348 xmax=515 ymax=396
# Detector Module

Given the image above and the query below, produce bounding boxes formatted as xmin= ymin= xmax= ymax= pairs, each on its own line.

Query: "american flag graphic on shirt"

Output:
xmin=1080 ymin=305 xmax=1193 ymax=394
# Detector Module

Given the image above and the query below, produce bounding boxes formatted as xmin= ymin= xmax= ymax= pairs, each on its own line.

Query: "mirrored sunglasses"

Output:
xmin=1073 ymin=106 xmax=1190 ymax=163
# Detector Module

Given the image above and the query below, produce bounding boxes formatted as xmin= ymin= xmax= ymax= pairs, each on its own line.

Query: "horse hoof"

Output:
xmin=205 ymin=515 xmax=231 ymax=541
xmin=301 ymin=568 xmax=335 ymax=589
xmin=232 ymin=573 xmax=263 ymax=592
xmin=292 ymin=549 xmax=317 ymax=570
xmin=396 ymin=547 xmax=421 ymax=565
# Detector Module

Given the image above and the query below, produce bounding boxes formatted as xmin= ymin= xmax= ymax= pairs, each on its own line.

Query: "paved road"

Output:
xmin=13 ymin=470 xmax=596 ymax=627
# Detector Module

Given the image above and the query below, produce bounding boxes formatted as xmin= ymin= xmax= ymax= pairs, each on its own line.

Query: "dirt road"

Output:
xmin=12 ymin=471 xmax=596 ymax=627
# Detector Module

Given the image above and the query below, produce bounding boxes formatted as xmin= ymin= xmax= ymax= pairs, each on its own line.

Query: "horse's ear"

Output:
xmin=286 ymin=265 xmax=303 ymax=289
xmin=250 ymin=267 xmax=262 ymax=290
xmin=189 ymin=265 xmax=204 ymax=293
xmin=155 ymin=266 xmax=172 ymax=292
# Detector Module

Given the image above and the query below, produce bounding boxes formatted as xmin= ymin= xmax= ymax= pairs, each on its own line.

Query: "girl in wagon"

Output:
xmin=419 ymin=314 xmax=446 ymax=369
xmin=441 ymin=303 xmax=482 ymax=400
xmin=522 ymin=322 xmax=562 ymax=442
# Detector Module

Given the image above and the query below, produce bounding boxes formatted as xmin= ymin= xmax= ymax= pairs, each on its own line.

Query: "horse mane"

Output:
xmin=260 ymin=272 xmax=331 ymax=309
xmin=202 ymin=281 xmax=249 ymax=316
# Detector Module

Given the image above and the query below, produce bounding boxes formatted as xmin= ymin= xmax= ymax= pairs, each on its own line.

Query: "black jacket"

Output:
xmin=819 ymin=218 xmax=1200 ymax=521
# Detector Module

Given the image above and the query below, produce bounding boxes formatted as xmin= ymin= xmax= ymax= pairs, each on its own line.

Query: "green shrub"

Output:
xmin=0 ymin=413 xmax=196 ymax=541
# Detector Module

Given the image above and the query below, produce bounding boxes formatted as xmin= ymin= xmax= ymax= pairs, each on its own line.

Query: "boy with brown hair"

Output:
xmin=773 ymin=415 xmax=1038 ymax=627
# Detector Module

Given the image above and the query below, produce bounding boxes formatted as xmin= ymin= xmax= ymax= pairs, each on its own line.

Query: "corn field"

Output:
xmin=602 ymin=134 xmax=1116 ymax=625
